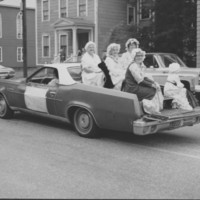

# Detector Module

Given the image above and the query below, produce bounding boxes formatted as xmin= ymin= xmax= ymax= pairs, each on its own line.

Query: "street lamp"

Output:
xmin=21 ymin=0 xmax=27 ymax=77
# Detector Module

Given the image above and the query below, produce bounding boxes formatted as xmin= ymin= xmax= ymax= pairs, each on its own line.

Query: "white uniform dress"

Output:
xmin=164 ymin=74 xmax=193 ymax=110
xmin=120 ymin=51 xmax=133 ymax=71
xmin=81 ymin=52 xmax=105 ymax=87
xmin=105 ymin=56 xmax=125 ymax=90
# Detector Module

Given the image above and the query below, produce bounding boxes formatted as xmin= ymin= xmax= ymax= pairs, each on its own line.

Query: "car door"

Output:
xmin=24 ymin=83 xmax=50 ymax=113
xmin=24 ymin=67 xmax=59 ymax=115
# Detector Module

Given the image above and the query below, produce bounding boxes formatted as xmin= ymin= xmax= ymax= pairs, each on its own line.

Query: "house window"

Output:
xmin=78 ymin=0 xmax=87 ymax=17
xmin=0 ymin=47 xmax=2 ymax=62
xmin=0 ymin=13 xmax=2 ymax=38
xmin=127 ymin=5 xmax=135 ymax=25
xmin=42 ymin=35 xmax=50 ymax=57
xmin=42 ymin=0 xmax=50 ymax=21
xmin=16 ymin=12 xmax=23 ymax=39
xmin=17 ymin=47 xmax=23 ymax=62
xmin=59 ymin=34 xmax=68 ymax=62
xmin=59 ymin=0 xmax=68 ymax=18
xmin=140 ymin=0 xmax=151 ymax=20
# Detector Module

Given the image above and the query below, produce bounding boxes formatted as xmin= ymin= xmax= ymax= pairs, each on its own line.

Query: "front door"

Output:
xmin=59 ymin=34 xmax=68 ymax=62
xmin=77 ymin=32 xmax=89 ymax=54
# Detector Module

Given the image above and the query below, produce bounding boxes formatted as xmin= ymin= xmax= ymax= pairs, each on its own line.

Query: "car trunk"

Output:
xmin=133 ymin=96 xmax=200 ymax=135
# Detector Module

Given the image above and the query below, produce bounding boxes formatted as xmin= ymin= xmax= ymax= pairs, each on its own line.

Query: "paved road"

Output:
xmin=1 ymin=112 xmax=200 ymax=199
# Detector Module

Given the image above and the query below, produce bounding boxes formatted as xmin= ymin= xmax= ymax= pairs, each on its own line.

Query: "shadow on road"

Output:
xmin=100 ymin=128 xmax=199 ymax=149
xmin=13 ymin=111 xmax=199 ymax=148
xmin=14 ymin=111 xmax=74 ymax=130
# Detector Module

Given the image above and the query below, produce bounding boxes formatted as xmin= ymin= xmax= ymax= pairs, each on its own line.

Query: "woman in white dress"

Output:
xmin=120 ymin=38 xmax=139 ymax=71
xmin=104 ymin=43 xmax=125 ymax=90
xmin=81 ymin=41 xmax=105 ymax=87
xmin=164 ymin=63 xmax=193 ymax=111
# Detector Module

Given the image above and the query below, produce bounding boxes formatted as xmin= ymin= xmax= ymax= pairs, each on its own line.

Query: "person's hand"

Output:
xmin=152 ymin=82 xmax=160 ymax=90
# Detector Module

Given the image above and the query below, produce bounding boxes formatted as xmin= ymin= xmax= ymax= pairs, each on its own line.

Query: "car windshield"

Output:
xmin=159 ymin=54 xmax=187 ymax=68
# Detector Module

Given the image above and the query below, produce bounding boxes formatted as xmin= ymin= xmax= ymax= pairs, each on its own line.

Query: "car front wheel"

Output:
xmin=0 ymin=94 xmax=13 ymax=119
xmin=73 ymin=108 xmax=99 ymax=138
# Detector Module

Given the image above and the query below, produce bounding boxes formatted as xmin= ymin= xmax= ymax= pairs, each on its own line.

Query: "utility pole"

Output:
xmin=21 ymin=0 xmax=27 ymax=77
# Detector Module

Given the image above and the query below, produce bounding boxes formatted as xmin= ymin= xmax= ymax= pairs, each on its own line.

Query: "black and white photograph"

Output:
xmin=0 ymin=0 xmax=200 ymax=199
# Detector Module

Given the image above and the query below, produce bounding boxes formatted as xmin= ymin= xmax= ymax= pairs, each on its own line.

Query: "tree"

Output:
xmin=154 ymin=0 xmax=197 ymax=67
xmin=107 ymin=0 xmax=197 ymax=67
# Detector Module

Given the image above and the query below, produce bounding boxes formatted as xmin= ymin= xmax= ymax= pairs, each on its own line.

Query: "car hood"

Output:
xmin=180 ymin=67 xmax=200 ymax=75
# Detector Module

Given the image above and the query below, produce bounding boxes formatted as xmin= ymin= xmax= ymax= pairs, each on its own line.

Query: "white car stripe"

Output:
xmin=24 ymin=86 xmax=48 ymax=113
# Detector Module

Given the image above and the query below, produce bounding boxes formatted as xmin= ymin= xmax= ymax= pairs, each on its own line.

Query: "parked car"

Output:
xmin=143 ymin=53 xmax=200 ymax=101
xmin=0 ymin=64 xmax=15 ymax=79
xmin=0 ymin=63 xmax=200 ymax=138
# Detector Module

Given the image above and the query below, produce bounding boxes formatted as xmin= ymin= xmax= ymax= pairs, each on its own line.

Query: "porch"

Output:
xmin=52 ymin=17 xmax=94 ymax=63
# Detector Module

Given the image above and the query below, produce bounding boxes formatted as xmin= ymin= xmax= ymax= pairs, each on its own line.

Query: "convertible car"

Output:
xmin=1 ymin=63 xmax=200 ymax=138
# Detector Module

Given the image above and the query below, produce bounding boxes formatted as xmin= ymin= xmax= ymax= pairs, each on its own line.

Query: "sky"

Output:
xmin=0 ymin=0 xmax=36 ymax=8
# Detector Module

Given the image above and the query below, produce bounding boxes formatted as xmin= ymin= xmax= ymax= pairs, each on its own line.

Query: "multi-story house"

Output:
xmin=36 ymin=0 xmax=153 ymax=64
xmin=0 ymin=3 xmax=35 ymax=68
xmin=197 ymin=0 xmax=200 ymax=67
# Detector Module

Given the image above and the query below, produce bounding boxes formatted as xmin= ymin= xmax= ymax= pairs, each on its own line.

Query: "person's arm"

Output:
xmin=144 ymin=77 xmax=154 ymax=84
xmin=139 ymin=79 xmax=154 ymax=87
xmin=105 ymin=58 xmax=115 ymax=74
xmin=81 ymin=54 xmax=95 ymax=73
xmin=174 ymin=75 xmax=184 ymax=88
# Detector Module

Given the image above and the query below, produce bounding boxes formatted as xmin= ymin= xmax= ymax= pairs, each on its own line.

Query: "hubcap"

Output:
xmin=78 ymin=113 xmax=90 ymax=129
xmin=0 ymin=98 xmax=6 ymax=115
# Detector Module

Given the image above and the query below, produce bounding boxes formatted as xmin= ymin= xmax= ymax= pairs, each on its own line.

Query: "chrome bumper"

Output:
xmin=133 ymin=113 xmax=200 ymax=135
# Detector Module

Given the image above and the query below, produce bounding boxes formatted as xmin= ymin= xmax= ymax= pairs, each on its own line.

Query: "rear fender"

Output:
xmin=66 ymin=103 xmax=99 ymax=126
xmin=0 ymin=90 xmax=10 ymax=107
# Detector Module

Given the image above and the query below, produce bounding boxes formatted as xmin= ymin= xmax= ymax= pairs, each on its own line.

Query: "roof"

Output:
xmin=44 ymin=63 xmax=81 ymax=85
xmin=52 ymin=17 xmax=94 ymax=28
xmin=44 ymin=63 xmax=81 ymax=68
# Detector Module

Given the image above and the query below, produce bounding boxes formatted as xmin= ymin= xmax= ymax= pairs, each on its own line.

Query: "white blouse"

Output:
xmin=105 ymin=56 xmax=125 ymax=86
xmin=120 ymin=51 xmax=133 ymax=70
xmin=81 ymin=52 xmax=104 ymax=87
xmin=81 ymin=52 xmax=102 ymax=73
xmin=129 ymin=62 xmax=146 ymax=84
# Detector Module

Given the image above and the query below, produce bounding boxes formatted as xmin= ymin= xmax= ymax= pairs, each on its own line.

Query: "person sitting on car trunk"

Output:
xmin=164 ymin=63 xmax=193 ymax=111
xmin=123 ymin=48 xmax=163 ymax=114
xmin=81 ymin=41 xmax=105 ymax=87
xmin=104 ymin=43 xmax=125 ymax=90
xmin=120 ymin=38 xmax=139 ymax=71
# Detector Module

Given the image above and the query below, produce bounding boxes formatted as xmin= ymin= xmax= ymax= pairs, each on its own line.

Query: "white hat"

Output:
xmin=169 ymin=63 xmax=180 ymax=73
xmin=84 ymin=41 xmax=95 ymax=50
xmin=125 ymin=38 xmax=139 ymax=49
xmin=131 ymin=48 xmax=146 ymax=60
xmin=106 ymin=43 xmax=121 ymax=56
